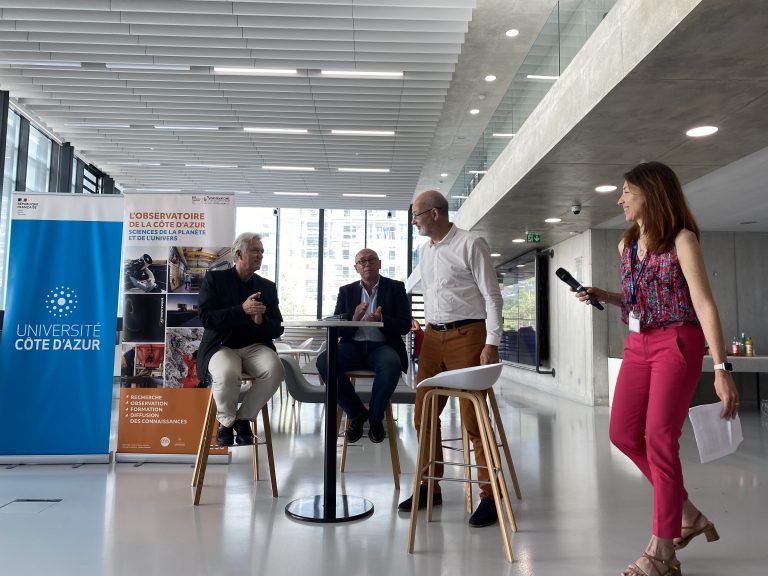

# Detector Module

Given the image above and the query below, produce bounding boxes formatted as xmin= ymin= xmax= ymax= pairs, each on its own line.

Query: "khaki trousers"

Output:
xmin=414 ymin=322 xmax=492 ymax=499
xmin=208 ymin=344 xmax=284 ymax=428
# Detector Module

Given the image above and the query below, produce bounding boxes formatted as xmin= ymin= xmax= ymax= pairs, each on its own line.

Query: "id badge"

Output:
xmin=628 ymin=309 xmax=641 ymax=333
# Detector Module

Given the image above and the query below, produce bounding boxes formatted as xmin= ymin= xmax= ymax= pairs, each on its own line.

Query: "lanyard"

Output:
xmin=629 ymin=240 xmax=648 ymax=306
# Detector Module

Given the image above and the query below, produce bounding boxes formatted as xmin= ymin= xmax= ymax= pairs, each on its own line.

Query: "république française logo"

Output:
xmin=45 ymin=286 xmax=79 ymax=318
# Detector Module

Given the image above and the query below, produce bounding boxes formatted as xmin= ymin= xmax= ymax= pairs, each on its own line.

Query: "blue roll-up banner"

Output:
xmin=0 ymin=193 xmax=123 ymax=462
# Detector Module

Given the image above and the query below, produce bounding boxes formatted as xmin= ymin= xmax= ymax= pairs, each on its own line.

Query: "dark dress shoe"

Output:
xmin=468 ymin=498 xmax=498 ymax=527
xmin=234 ymin=419 xmax=255 ymax=446
xmin=368 ymin=419 xmax=386 ymax=443
xmin=346 ymin=409 xmax=369 ymax=443
xmin=398 ymin=484 xmax=442 ymax=511
xmin=215 ymin=423 xmax=234 ymax=447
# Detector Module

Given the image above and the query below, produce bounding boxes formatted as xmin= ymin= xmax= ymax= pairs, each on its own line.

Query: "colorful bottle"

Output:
xmin=745 ymin=335 xmax=753 ymax=357
xmin=731 ymin=337 xmax=740 ymax=356
xmin=740 ymin=332 xmax=747 ymax=356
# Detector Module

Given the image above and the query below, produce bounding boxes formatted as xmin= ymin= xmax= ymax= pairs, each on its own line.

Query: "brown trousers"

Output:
xmin=414 ymin=322 xmax=492 ymax=499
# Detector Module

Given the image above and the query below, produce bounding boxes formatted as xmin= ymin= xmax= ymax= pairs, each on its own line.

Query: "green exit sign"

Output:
xmin=525 ymin=232 xmax=541 ymax=243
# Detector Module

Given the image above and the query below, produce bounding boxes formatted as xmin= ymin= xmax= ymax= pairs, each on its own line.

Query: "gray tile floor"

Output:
xmin=1 ymin=375 xmax=766 ymax=576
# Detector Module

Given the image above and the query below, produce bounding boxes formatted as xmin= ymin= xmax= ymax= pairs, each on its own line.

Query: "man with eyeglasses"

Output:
xmin=316 ymin=248 xmax=411 ymax=443
xmin=398 ymin=190 xmax=503 ymax=529
xmin=196 ymin=232 xmax=285 ymax=447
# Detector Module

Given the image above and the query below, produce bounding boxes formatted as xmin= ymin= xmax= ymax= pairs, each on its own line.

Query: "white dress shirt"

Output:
xmin=418 ymin=225 xmax=503 ymax=346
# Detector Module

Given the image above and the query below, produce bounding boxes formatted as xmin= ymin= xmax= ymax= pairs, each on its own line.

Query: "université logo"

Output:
xmin=45 ymin=286 xmax=79 ymax=318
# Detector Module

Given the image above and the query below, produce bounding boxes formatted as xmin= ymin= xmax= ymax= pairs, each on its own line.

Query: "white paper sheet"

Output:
xmin=688 ymin=402 xmax=743 ymax=464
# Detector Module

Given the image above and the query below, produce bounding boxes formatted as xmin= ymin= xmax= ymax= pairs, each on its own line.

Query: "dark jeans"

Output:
xmin=316 ymin=340 xmax=402 ymax=421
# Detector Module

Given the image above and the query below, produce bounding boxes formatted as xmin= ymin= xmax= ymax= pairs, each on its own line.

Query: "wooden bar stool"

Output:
xmin=338 ymin=370 xmax=414 ymax=491
xmin=407 ymin=363 xmax=518 ymax=562
xmin=192 ymin=378 xmax=277 ymax=505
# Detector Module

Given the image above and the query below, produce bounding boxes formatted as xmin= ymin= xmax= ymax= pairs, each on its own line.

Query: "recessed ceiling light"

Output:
xmin=66 ymin=123 xmax=130 ymax=129
xmin=484 ymin=75 xmax=497 ymax=82
xmin=321 ymin=70 xmax=403 ymax=78
xmin=342 ymin=193 xmax=387 ymax=197
xmin=527 ymin=74 xmax=559 ymax=81
xmin=686 ymin=125 xmax=718 ymax=137
xmin=273 ymin=192 xmax=319 ymax=196
xmin=0 ymin=60 xmax=81 ymax=67
xmin=453 ymin=195 xmax=468 ymax=199
xmin=595 ymin=184 xmax=617 ymax=193
xmin=467 ymin=170 xmax=487 ymax=175
xmin=107 ymin=63 xmax=190 ymax=71
xmin=214 ymin=67 xmax=297 ymax=75
xmin=185 ymin=163 xmax=238 ymax=168
xmin=545 ymin=217 xmax=562 ymax=223
xmin=505 ymin=29 xmax=520 ymax=38
xmin=262 ymin=166 xmax=315 ymax=171
xmin=154 ymin=125 xmax=218 ymax=131
xmin=440 ymin=172 xmax=448 ymax=177
xmin=469 ymin=108 xmax=480 ymax=115
xmin=337 ymin=167 xmax=390 ymax=173
xmin=512 ymin=238 xmax=525 ymax=243
xmin=491 ymin=253 xmax=501 ymax=257
xmin=136 ymin=188 xmax=181 ymax=192
xmin=244 ymin=127 xmax=308 ymax=134
xmin=516 ymin=264 xmax=526 ymax=268
xmin=492 ymin=133 xmax=515 ymax=138
xmin=115 ymin=162 xmax=161 ymax=166
xmin=330 ymin=129 xmax=395 ymax=136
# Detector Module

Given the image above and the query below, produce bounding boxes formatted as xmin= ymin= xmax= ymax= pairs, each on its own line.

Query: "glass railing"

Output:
xmin=448 ymin=0 xmax=618 ymax=210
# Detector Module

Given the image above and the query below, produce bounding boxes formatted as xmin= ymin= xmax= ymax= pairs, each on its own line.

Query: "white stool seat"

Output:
xmin=416 ymin=363 xmax=503 ymax=391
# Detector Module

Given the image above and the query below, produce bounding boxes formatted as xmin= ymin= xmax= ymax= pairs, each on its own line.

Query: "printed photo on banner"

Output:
xmin=166 ymin=294 xmax=201 ymax=328
xmin=168 ymin=246 xmax=232 ymax=294
xmin=120 ymin=343 xmax=165 ymax=389
xmin=123 ymin=293 xmax=165 ymax=342
xmin=164 ymin=327 xmax=205 ymax=388
xmin=123 ymin=246 xmax=168 ymax=294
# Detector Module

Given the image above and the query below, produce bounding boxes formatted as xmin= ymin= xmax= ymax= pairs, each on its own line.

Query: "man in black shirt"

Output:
xmin=196 ymin=233 xmax=285 ymax=446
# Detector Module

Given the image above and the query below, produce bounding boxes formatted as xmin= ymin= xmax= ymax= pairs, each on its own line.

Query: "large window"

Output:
xmin=0 ymin=111 xmax=21 ymax=308
xmin=278 ymin=208 xmax=320 ymax=320
xmin=365 ymin=210 xmax=410 ymax=283
xmin=25 ymin=126 xmax=51 ymax=193
xmin=322 ymin=209 xmax=365 ymax=316
xmin=499 ymin=251 xmax=540 ymax=365
xmin=235 ymin=207 xmax=277 ymax=281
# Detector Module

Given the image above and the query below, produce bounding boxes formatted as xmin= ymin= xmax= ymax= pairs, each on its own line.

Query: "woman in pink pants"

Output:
xmin=575 ymin=161 xmax=739 ymax=576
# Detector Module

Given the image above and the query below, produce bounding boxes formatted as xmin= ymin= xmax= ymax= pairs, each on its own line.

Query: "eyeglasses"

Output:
xmin=412 ymin=207 xmax=434 ymax=219
xmin=355 ymin=257 xmax=379 ymax=266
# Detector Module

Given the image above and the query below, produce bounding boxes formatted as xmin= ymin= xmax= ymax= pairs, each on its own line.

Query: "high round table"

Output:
xmin=282 ymin=319 xmax=383 ymax=523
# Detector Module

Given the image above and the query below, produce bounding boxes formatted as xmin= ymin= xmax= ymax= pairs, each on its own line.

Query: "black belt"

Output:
xmin=428 ymin=319 xmax=484 ymax=332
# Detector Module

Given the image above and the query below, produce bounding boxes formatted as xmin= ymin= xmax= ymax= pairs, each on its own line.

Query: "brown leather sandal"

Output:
xmin=623 ymin=552 xmax=681 ymax=576
xmin=673 ymin=511 xmax=719 ymax=550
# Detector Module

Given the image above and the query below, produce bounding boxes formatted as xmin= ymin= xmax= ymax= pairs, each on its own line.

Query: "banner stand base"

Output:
xmin=0 ymin=453 xmax=112 ymax=465
xmin=115 ymin=452 xmax=231 ymax=465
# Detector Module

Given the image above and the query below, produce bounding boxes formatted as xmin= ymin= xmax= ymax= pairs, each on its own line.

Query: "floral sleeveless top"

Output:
xmin=620 ymin=243 xmax=698 ymax=329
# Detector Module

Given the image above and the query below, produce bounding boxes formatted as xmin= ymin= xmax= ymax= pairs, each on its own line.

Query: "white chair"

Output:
xmin=407 ymin=363 xmax=518 ymax=563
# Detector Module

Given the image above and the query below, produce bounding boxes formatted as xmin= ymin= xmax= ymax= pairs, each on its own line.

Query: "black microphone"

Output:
xmin=555 ymin=267 xmax=604 ymax=310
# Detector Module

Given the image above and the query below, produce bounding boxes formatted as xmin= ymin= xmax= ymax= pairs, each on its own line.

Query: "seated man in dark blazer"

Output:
xmin=197 ymin=233 xmax=285 ymax=447
xmin=316 ymin=248 xmax=411 ymax=443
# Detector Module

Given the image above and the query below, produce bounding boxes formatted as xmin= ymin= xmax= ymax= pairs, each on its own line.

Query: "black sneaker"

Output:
xmin=368 ymin=419 xmax=386 ymax=443
xmin=468 ymin=498 xmax=498 ymax=527
xmin=215 ymin=422 xmax=234 ymax=447
xmin=397 ymin=484 xmax=442 ymax=511
xmin=234 ymin=419 xmax=254 ymax=446
xmin=346 ymin=409 xmax=369 ymax=443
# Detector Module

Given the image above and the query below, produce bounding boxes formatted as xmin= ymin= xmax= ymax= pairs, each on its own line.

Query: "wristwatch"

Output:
xmin=713 ymin=361 xmax=733 ymax=372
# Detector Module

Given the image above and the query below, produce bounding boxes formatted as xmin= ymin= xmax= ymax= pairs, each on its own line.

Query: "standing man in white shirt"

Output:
xmin=397 ymin=190 xmax=504 ymax=528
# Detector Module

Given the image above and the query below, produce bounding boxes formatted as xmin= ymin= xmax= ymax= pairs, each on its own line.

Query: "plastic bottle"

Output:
xmin=731 ymin=337 xmax=740 ymax=356
xmin=745 ymin=335 xmax=753 ymax=357
xmin=740 ymin=332 xmax=747 ymax=356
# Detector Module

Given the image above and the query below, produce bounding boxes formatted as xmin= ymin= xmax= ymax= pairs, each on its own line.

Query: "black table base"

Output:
xmin=285 ymin=494 xmax=374 ymax=523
